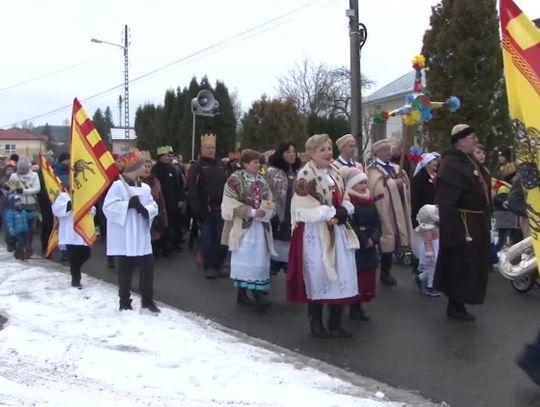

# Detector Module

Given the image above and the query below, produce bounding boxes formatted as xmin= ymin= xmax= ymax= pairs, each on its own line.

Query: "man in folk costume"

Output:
xmin=187 ymin=133 xmax=229 ymax=279
xmin=333 ymin=134 xmax=364 ymax=171
xmin=367 ymin=139 xmax=413 ymax=286
xmin=103 ymin=149 xmax=160 ymax=313
xmin=287 ymin=134 xmax=360 ymax=338
xmin=151 ymin=145 xmax=185 ymax=256
xmin=51 ymin=188 xmax=95 ymax=289
xmin=433 ymin=124 xmax=491 ymax=322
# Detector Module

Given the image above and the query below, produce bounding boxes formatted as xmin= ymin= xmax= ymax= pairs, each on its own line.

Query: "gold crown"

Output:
xmin=157 ymin=145 xmax=173 ymax=156
xmin=200 ymin=133 xmax=216 ymax=146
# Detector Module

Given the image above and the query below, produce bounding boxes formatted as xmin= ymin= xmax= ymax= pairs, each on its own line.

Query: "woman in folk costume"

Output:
xmin=140 ymin=159 xmax=169 ymax=257
xmin=221 ymin=149 xmax=276 ymax=312
xmin=266 ymin=141 xmax=302 ymax=274
xmin=367 ymin=139 xmax=413 ymax=286
xmin=103 ymin=149 xmax=160 ymax=313
xmin=340 ymin=166 xmax=380 ymax=321
xmin=287 ymin=134 xmax=360 ymax=338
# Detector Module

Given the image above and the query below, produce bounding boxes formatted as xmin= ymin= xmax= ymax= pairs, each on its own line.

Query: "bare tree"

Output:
xmin=277 ymin=58 xmax=374 ymax=119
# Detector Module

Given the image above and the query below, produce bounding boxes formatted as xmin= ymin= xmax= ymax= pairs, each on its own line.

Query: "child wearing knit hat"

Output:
xmin=340 ymin=167 xmax=380 ymax=321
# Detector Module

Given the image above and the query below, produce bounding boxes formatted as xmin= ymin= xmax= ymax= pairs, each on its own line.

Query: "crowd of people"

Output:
xmin=0 ymin=125 xmax=525 ymax=339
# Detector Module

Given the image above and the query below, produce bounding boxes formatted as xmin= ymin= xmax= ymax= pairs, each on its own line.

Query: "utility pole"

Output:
xmin=347 ymin=0 xmax=367 ymax=158
xmin=118 ymin=95 xmax=123 ymax=127
xmin=123 ymin=24 xmax=130 ymax=140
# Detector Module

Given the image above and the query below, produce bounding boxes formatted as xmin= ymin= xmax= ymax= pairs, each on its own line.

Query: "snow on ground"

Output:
xmin=0 ymin=248 xmax=431 ymax=406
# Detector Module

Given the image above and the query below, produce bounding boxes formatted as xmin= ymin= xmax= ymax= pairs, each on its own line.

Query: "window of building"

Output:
xmin=5 ymin=144 xmax=16 ymax=154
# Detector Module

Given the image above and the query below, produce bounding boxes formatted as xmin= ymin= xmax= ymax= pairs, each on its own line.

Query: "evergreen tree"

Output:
xmin=134 ymin=104 xmax=161 ymax=154
xmin=421 ymin=0 xmax=511 ymax=156
xmin=307 ymin=114 xmax=350 ymax=148
xmin=213 ymin=81 xmax=237 ymax=157
xmin=240 ymin=96 xmax=307 ymax=152
xmin=103 ymin=107 xmax=115 ymax=149
xmin=92 ymin=108 xmax=107 ymax=138
xmin=41 ymin=122 xmax=51 ymax=138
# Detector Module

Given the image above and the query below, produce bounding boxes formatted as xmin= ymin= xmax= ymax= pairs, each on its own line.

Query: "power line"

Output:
xmin=2 ymin=0 xmax=335 ymax=128
xmin=0 ymin=51 xmax=115 ymax=93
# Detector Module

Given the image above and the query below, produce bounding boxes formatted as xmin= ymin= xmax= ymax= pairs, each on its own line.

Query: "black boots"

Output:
xmin=236 ymin=288 xmax=253 ymax=305
xmin=380 ymin=253 xmax=397 ymax=286
xmin=446 ymin=299 xmax=475 ymax=321
xmin=308 ymin=303 xmax=330 ymax=338
xmin=142 ymin=300 xmax=161 ymax=313
xmin=328 ymin=305 xmax=352 ymax=338
xmin=71 ymin=274 xmax=82 ymax=289
xmin=119 ymin=298 xmax=133 ymax=311
xmin=252 ymin=290 xmax=269 ymax=312
xmin=350 ymin=303 xmax=370 ymax=321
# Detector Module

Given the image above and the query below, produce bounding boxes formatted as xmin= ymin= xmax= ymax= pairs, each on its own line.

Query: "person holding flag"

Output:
xmin=103 ymin=149 xmax=160 ymax=313
xmin=499 ymin=0 xmax=540 ymax=385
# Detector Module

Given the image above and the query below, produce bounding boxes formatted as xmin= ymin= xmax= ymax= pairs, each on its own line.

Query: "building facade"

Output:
xmin=0 ymin=128 xmax=49 ymax=162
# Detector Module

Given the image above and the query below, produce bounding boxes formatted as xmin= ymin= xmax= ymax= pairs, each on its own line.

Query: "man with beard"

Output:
xmin=434 ymin=124 xmax=491 ymax=321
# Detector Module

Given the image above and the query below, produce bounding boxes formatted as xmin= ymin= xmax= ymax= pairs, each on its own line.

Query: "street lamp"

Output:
xmin=91 ymin=25 xmax=130 ymax=140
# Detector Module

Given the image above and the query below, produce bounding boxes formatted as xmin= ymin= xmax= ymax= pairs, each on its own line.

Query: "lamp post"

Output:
xmin=91 ymin=25 xmax=130 ymax=140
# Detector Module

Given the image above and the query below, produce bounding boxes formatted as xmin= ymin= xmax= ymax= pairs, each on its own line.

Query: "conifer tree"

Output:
xmin=421 ymin=0 xmax=511 ymax=159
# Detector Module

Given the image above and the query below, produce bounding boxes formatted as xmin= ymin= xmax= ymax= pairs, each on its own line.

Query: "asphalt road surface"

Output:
xmin=48 ymin=242 xmax=540 ymax=407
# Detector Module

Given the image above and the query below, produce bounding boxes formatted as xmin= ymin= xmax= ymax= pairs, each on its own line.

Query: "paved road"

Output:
xmin=50 ymin=242 xmax=540 ymax=407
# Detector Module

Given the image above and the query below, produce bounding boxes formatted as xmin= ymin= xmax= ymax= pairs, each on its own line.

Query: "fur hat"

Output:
xmin=121 ymin=149 xmax=145 ymax=173
xmin=372 ymin=139 xmax=392 ymax=154
xmin=336 ymin=134 xmax=355 ymax=150
xmin=450 ymin=124 xmax=475 ymax=144
xmin=340 ymin=166 xmax=367 ymax=191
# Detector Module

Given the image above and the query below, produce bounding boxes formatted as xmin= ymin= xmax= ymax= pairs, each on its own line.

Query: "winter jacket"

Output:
xmin=6 ymin=207 xmax=35 ymax=234
xmin=187 ymin=156 xmax=228 ymax=221
xmin=151 ymin=161 xmax=185 ymax=213
xmin=7 ymin=171 xmax=40 ymax=209
xmin=349 ymin=196 xmax=381 ymax=270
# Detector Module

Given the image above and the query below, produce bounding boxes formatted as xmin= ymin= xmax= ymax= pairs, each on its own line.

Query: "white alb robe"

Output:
xmin=103 ymin=180 xmax=158 ymax=256
xmin=51 ymin=192 xmax=95 ymax=246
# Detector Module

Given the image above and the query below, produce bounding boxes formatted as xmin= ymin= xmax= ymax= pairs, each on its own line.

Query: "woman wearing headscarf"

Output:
xmin=287 ymin=134 xmax=359 ymax=338
xmin=266 ymin=141 xmax=301 ymax=274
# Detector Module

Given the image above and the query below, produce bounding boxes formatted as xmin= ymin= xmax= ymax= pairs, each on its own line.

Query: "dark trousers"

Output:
xmin=495 ymin=228 xmax=523 ymax=251
xmin=380 ymin=252 xmax=393 ymax=273
xmin=165 ymin=210 xmax=183 ymax=251
xmin=66 ymin=245 xmax=91 ymax=280
xmin=40 ymin=212 xmax=54 ymax=256
xmin=14 ymin=232 xmax=28 ymax=259
xmin=200 ymin=211 xmax=227 ymax=270
xmin=117 ymin=255 xmax=154 ymax=304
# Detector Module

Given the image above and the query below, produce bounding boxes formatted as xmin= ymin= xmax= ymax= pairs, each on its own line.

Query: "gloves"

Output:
xmin=15 ymin=188 xmax=23 ymax=194
xmin=334 ymin=206 xmax=349 ymax=225
xmin=128 ymin=196 xmax=149 ymax=219
xmin=66 ymin=201 xmax=72 ymax=213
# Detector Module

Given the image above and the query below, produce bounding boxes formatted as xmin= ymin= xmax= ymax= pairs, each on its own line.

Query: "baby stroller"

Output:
xmin=497 ymin=236 xmax=540 ymax=293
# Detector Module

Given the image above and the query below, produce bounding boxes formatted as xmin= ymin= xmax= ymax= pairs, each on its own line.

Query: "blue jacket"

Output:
xmin=6 ymin=207 xmax=35 ymax=234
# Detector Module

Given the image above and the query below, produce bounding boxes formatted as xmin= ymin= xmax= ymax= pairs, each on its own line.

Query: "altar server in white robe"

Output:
xmin=103 ymin=149 xmax=160 ymax=313
xmin=52 ymin=191 xmax=95 ymax=289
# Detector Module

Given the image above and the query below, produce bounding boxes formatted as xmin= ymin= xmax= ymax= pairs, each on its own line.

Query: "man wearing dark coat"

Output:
xmin=187 ymin=133 xmax=229 ymax=279
xmin=152 ymin=146 xmax=186 ymax=256
xmin=434 ymin=124 xmax=492 ymax=321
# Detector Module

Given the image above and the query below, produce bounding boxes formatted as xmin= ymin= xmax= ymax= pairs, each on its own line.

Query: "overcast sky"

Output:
xmin=1 ymin=0 xmax=540 ymax=129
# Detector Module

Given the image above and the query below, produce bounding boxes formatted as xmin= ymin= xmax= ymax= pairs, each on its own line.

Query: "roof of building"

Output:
xmin=363 ymin=70 xmax=426 ymax=104
xmin=110 ymin=127 xmax=136 ymax=141
xmin=0 ymin=128 xmax=48 ymax=142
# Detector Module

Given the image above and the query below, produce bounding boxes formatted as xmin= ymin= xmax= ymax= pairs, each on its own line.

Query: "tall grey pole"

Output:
xmin=347 ymin=1 xmax=367 ymax=159
xmin=191 ymin=113 xmax=196 ymax=161
xmin=123 ymin=25 xmax=130 ymax=140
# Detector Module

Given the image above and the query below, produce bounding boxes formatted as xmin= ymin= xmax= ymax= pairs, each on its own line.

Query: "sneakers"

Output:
xmin=423 ymin=287 xmax=441 ymax=297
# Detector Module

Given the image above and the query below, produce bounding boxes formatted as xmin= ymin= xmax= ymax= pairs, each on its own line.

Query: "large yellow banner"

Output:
xmin=39 ymin=154 xmax=64 ymax=258
xmin=69 ymin=98 xmax=119 ymax=246
xmin=500 ymin=0 xmax=540 ymax=263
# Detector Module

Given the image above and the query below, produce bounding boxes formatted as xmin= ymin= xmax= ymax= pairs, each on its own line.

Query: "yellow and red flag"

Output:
xmin=39 ymin=154 xmax=65 ymax=258
xmin=69 ymin=98 xmax=119 ymax=245
xmin=500 ymin=0 xmax=540 ymax=263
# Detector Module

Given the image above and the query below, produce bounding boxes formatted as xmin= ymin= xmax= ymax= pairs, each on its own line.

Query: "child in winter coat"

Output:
xmin=5 ymin=195 xmax=36 ymax=260
xmin=412 ymin=204 xmax=440 ymax=297
xmin=340 ymin=167 xmax=381 ymax=321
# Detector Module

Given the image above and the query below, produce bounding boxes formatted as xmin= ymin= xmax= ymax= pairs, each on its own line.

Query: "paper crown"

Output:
xmin=157 ymin=145 xmax=173 ymax=156
xmin=121 ymin=149 xmax=145 ymax=173
xmin=200 ymin=133 xmax=216 ymax=146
